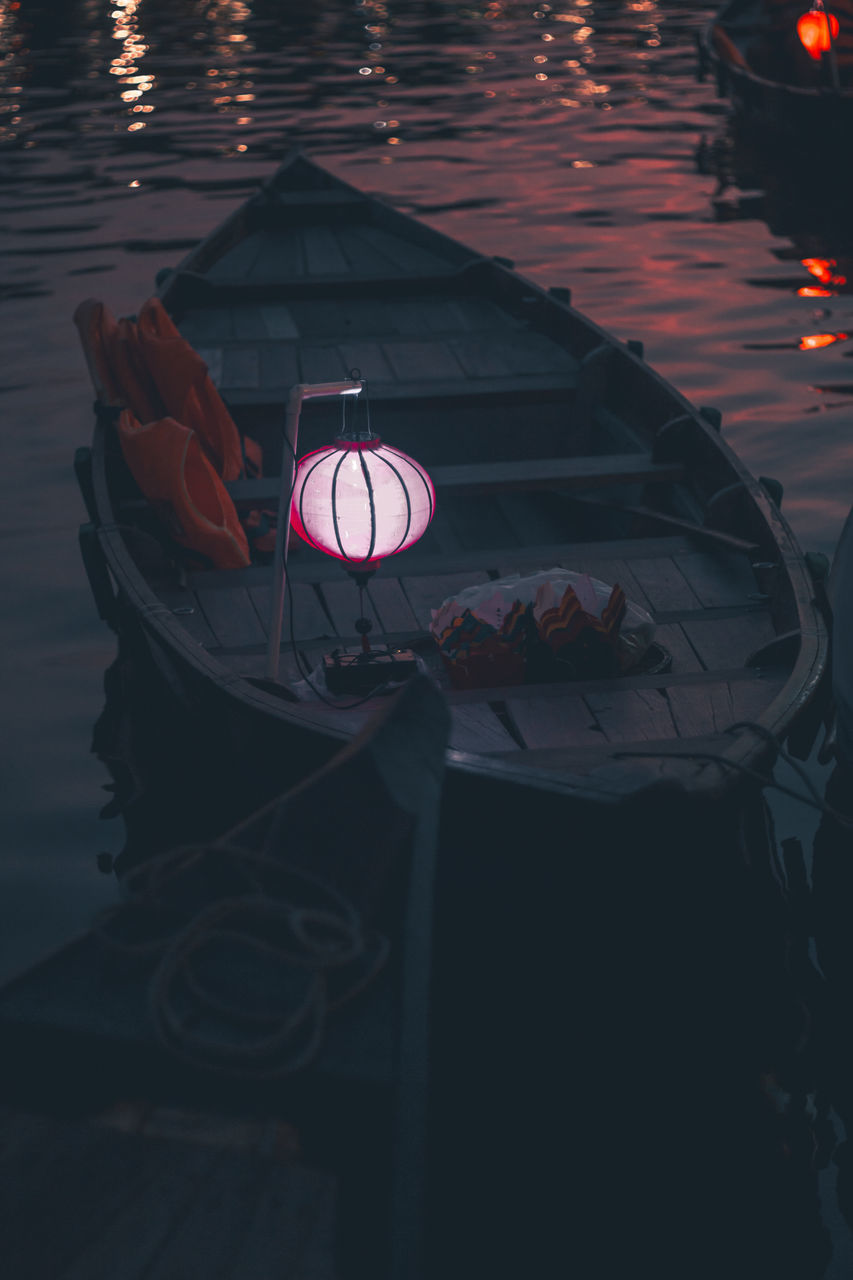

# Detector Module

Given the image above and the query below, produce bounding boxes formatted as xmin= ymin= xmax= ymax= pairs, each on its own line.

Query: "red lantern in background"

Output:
xmin=797 ymin=6 xmax=839 ymax=59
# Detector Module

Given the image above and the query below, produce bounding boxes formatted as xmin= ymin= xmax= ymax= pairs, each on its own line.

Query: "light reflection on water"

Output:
xmin=1 ymin=1 xmax=851 ymax=556
xmin=2 ymin=3 xmax=853 ymax=1267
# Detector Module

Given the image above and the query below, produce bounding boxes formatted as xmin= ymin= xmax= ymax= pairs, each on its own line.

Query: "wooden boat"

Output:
xmin=699 ymin=0 xmax=853 ymax=140
xmin=75 ymin=150 xmax=828 ymax=842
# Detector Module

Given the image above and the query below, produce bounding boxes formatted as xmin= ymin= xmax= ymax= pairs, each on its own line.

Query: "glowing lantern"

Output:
xmin=264 ymin=373 xmax=434 ymax=689
xmin=291 ymin=433 xmax=434 ymax=692
xmin=797 ymin=7 xmax=839 ymax=59
xmin=291 ymin=438 xmax=434 ymax=566
xmin=799 ymin=331 xmax=849 ymax=349
xmin=802 ymin=257 xmax=847 ymax=287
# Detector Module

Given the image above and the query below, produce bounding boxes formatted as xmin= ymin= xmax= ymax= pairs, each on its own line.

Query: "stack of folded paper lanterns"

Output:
xmin=430 ymin=569 xmax=655 ymax=690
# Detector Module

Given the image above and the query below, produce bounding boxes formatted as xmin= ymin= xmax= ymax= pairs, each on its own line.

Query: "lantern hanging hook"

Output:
xmin=341 ymin=367 xmax=373 ymax=441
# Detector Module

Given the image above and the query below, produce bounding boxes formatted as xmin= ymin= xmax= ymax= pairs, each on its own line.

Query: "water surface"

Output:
xmin=2 ymin=0 xmax=853 ymax=1267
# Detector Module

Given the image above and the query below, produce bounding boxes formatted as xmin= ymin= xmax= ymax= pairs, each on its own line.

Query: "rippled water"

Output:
xmin=3 ymin=0 xmax=853 ymax=1264
xmin=5 ymin=0 xmax=853 ymax=543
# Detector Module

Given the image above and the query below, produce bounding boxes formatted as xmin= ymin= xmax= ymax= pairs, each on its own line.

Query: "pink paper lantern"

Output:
xmin=291 ymin=437 xmax=435 ymax=566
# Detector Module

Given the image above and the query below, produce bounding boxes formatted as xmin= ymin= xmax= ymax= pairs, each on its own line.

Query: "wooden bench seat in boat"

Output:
xmin=221 ymin=371 xmax=580 ymax=407
xmin=224 ymin=452 xmax=686 ymax=507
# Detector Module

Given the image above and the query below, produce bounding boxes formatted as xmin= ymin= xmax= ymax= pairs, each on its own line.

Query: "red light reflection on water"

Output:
xmin=798 ymin=286 xmax=834 ymax=297
xmin=802 ymin=257 xmax=848 ymax=286
xmin=800 ymin=332 xmax=849 ymax=350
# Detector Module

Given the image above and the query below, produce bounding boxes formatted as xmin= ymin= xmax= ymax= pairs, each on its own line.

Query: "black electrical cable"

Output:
xmin=614 ymin=719 xmax=853 ymax=832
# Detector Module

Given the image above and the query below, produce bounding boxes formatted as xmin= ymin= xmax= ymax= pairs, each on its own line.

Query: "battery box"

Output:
xmin=322 ymin=647 xmax=418 ymax=695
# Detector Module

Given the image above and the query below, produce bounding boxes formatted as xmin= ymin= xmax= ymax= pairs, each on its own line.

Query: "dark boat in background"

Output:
xmin=699 ymin=0 xmax=853 ymax=140
xmin=0 ymin=674 xmax=449 ymax=1280
xmin=695 ymin=107 xmax=853 ymax=434
xmin=74 ymin=151 xmax=828 ymax=843
xmin=698 ymin=104 xmax=853 ymax=246
xmin=0 ymin=626 xmax=833 ymax=1279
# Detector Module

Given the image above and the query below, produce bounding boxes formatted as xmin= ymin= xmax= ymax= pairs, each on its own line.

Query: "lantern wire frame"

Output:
xmin=291 ymin=437 xmax=435 ymax=568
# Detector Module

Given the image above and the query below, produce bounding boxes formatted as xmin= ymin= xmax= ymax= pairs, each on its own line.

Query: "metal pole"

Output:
xmin=827 ymin=20 xmax=841 ymax=93
xmin=817 ymin=0 xmax=841 ymax=91
xmin=265 ymin=380 xmax=362 ymax=682
xmin=266 ymin=384 xmax=304 ymax=681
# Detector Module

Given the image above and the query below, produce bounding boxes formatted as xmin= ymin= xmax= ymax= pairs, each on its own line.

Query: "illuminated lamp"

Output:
xmin=802 ymin=257 xmax=847 ymax=287
xmin=265 ymin=374 xmax=435 ymax=694
xmin=797 ymin=5 xmax=839 ymax=59
xmin=291 ymin=440 xmax=435 ymax=566
xmin=799 ymin=331 xmax=849 ymax=348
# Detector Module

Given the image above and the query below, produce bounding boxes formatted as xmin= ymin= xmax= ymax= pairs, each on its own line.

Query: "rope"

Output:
xmin=614 ymin=719 xmax=853 ymax=831
xmin=94 ymin=842 xmax=388 ymax=1078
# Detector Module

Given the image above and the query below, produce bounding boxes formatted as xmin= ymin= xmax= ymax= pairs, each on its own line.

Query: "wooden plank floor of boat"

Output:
xmin=0 ymin=1103 xmax=337 ymax=1280
xmin=180 ymin=290 xmax=580 ymax=406
xmin=160 ymin=522 xmax=784 ymax=769
xmin=151 ymin=215 xmax=791 ymax=770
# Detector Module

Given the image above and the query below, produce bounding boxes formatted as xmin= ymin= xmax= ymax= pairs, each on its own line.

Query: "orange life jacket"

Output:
xmin=136 ymin=297 xmax=246 ymax=482
xmin=112 ymin=316 xmax=165 ymax=426
xmin=117 ymin=410 xmax=251 ymax=570
xmin=74 ymin=299 xmax=164 ymax=423
xmin=75 ymin=296 xmax=271 ymax=561
xmin=72 ymin=299 xmax=124 ymax=406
